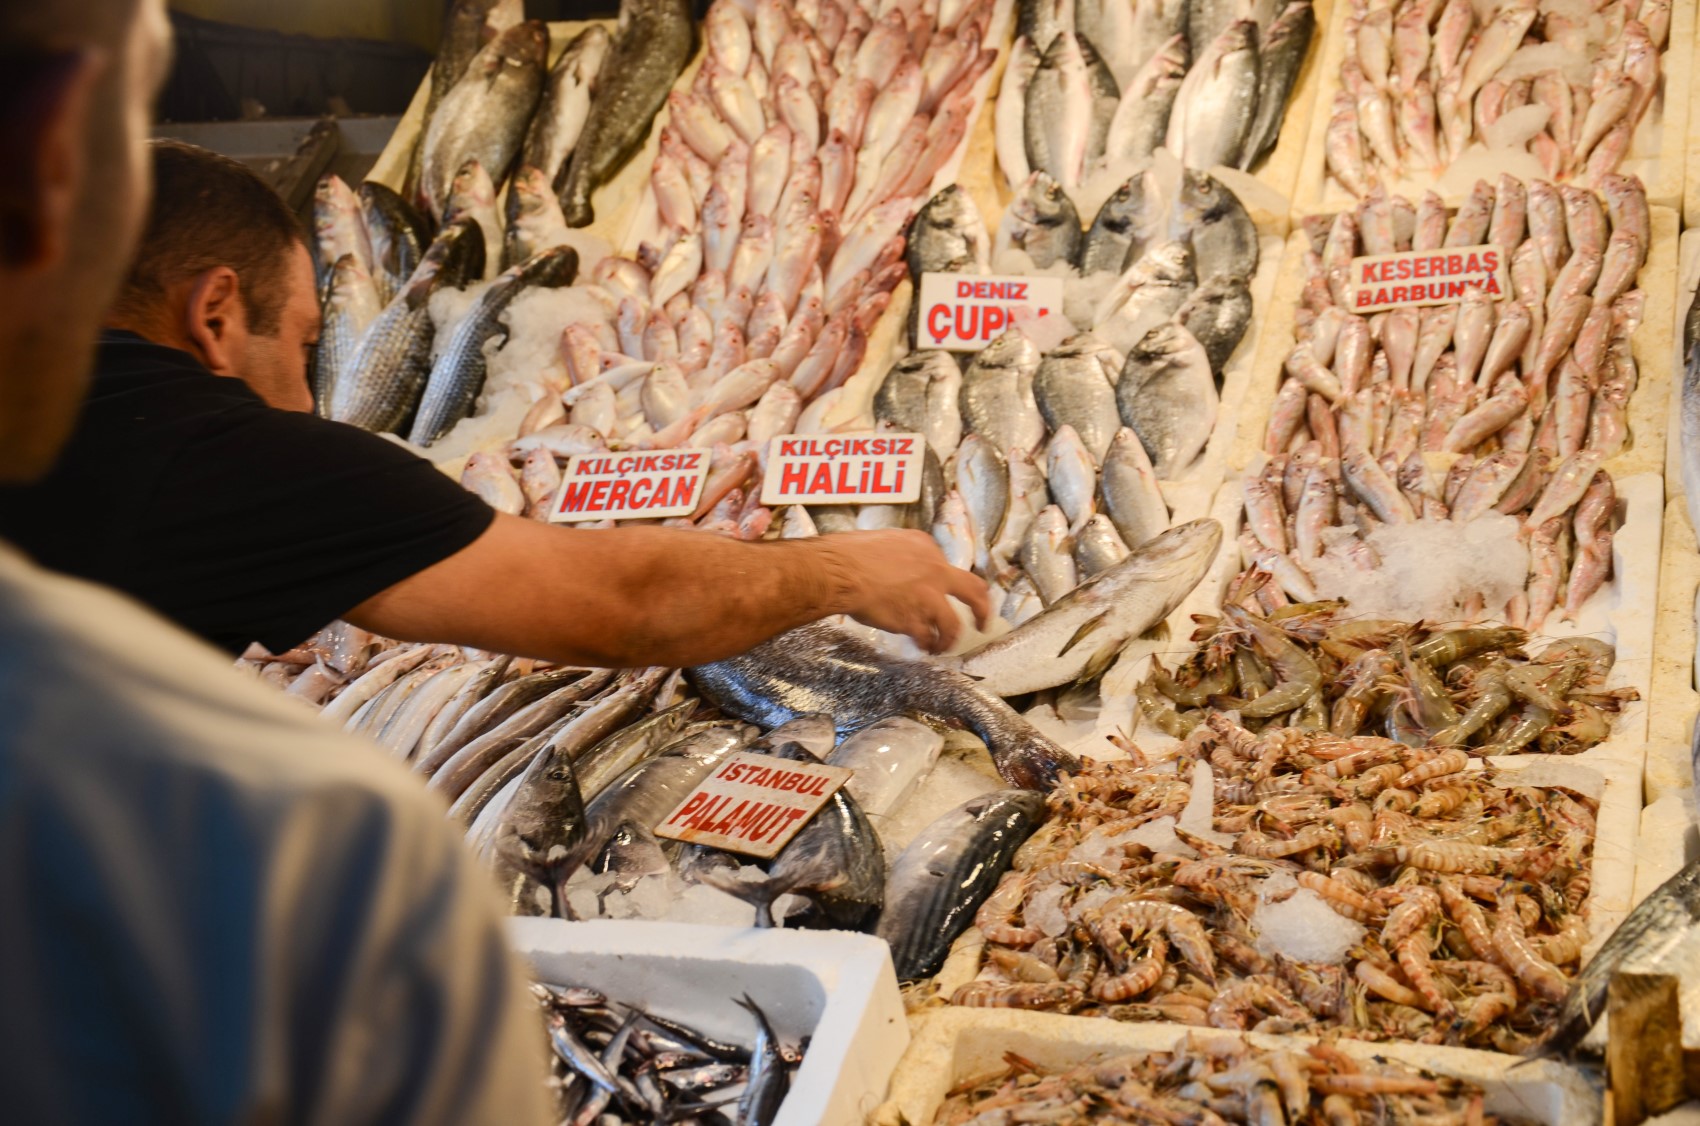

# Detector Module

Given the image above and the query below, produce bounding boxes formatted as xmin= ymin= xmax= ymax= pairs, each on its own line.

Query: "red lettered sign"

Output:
xmin=759 ymin=432 xmax=925 ymax=506
xmin=654 ymin=751 xmax=853 ymax=858
xmin=1347 ymin=245 xmax=1509 ymax=312
xmin=548 ymin=450 xmax=709 ymax=522
xmin=917 ymin=272 xmax=1066 ymax=351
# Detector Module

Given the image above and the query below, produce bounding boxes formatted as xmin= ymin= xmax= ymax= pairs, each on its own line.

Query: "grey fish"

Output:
xmin=1176 ymin=169 xmax=1260 ymax=282
xmin=1079 ymin=34 xmax=1122 ymax=169
xmin=875 ymin=790 xmax=1046 ymax=980
xmin=573 ymin=702 xmax=697 ymax=803
xmin=417 ymin=664 xmax=597 ymax=778
xmin=1073 ymin=513 xmax=1132 ymax=577
xmin=522 ymin=24 xmax=611 ymax=193
xmin=855 ymin=446 xmax=946 ymax=532
xmin=409 ymin=244 xmax=579 ymax=447
xmin=1118 ymin=320 xmax=1218 ymax=476
xmin=959 ymin=518 xmax=1222 ymax=694
xmin=1188 ymin=0 xmax=1245 ymax=71
xmin=1034 ymin=332 xmax=1122 ymax=463
xmin=960 ymin=328 xmax=1048 ymax=457
xmin=558 ymin=0 xmax=695 ymax=227
xmin=995 ymin=170 xmax=1083 ymax=270
xmin=688 ymin=622 xmax=1080 ymax=789
xmin=1177 ymin=271 xmax=1254 ymax=376
xmin=1081 ymin=169 xmax=1165 ymax=276
xmin=1017 ymin=0 xmax=1076 ymax=54
xmin=560 ymin=721 xmax=757 ymax=885
xmin=1100 ymin=35 xmax=1187 ymax=170
xmin=429 ymin=676 xmax=614 ymax=802
xmin=328 ymin=217 xmax=486 ymax=433
xmin=420 ymin=20 xmax=548 ymax=219
xmin=488 ymin=730 xmax=589 ymax=916
xmin=691 ymin=741 xmax=885 ymax=930
xmin=1093 ymin=241 xmax=1196 ymax=338
xmin=907 ymin=184 xmax=992 ymax=283
xmin=957 ymin=434 xmax=1010 ymax=575
xmin=424 ymin=0 xmax=524 ymax=134
xmin=311 ymin=254 xmax=383 ymax=419
xmin=503 ymin=166 xmax=572 ymax=269
xmin=1541 ymin=858 xmax=1700 ymax=1057
xmin=1127 ymin=0 xmax=1190 ymax=77
xmin=1169 ymin=16 xmax=1260 ymax=172
xmin=734 ymin=996 xmax=790 ymax=1126
xmin=1101 ymin=426 xmax=1171 ymax=549
xmin=1025 ymin=34 xmax=1095 ymax=192
xmin=873 ymin=350 xmax=964 ymax=460
xmin=1241 ymin=0 xmax=1314 ymax=170
xmin=750 ymin=712 xmax=839 ymax=759
xmin=358 ymin=181 xmax=431 ymax=304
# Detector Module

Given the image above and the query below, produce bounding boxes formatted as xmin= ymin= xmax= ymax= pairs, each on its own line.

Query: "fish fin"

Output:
xmin=1057 ymin=611 xmax=1112 ymax=658
xmin=1076 ymin=641 xmax=1123 ymax=685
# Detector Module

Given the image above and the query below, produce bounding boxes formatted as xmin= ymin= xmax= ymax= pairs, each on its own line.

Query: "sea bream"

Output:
xmin=688 ymin=622 xmax=1080 ymax=789
xmin=1117 ymin=320 xmax=1219 ymax=476
xmin=959 ymin=519 xmax=1222 ymax=695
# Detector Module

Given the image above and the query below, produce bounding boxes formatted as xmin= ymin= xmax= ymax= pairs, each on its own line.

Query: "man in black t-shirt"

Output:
xmin=0 ymin=142 xmax=989 ymax=665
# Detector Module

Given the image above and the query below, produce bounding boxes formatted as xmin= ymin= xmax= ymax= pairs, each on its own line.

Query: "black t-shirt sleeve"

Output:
xmin=136 ymin=409 xmax=495 ymax=655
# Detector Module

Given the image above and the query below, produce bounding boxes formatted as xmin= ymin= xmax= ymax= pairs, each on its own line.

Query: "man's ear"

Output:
xmin=0 ymin=49 xmax=106 ymax=270
xmin=183 ymin=267 xmax=245 ymax=375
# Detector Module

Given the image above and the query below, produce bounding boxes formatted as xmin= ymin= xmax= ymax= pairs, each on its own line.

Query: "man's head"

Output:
xmin=0 ymin=0 xmax=172 ymax=482
xmin=107 ymin=141 xmax=319 ymax=412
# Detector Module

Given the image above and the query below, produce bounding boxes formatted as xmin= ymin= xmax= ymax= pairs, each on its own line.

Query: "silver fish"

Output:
xmin=688 ymin=622 xmax=1079 ymax=789
xmin=994 ymin=170 xmax=1083 ymax=269
xmin=358 ymin=181 xmax=430 ymax=304
xmin=502 ymin=166 xmax=572 ymax=269
xmin=908 ymin=184 xmax=992 ymax=281
xmin=1101 ymin=425 xmax=1170 ymax=549
xmin=1177 ymin=271 xmax=1253 ymax=376
xmin=1034 ymin=333 xmax=1122 ymax=463
xmin=1117 ymin=321 xmax=1218 ymax=477
xmin=1025 ymin=33 xmax=1095 ymax=190
xmin=1073 ymin=512 xmax=1131 ymax=577
xmin=825 ymin=716 xmax=944 ymax=818
xmin=522 ymin=24 xmax=611 ymax=192
xmin=1101 ymin=34 xmax=1186 ymax=170
xmin=311 ymin=254 xmax=383 ymax=418
xmin=409 ymin=245 xmax=578 ymax=447
xmin=1081 ymin=169 xmax=1165 ymax=277
xmin=329 ymin=218 xmax=485 ymax=432
xmin=1167 ymin=19 xmax=1260 ymax=171
xmin=419 ymin=20 xmax=548 ymax=219
xmin=960 ymin=329 xmax=1048 ymax=457
xmin=1176 ymin=169 xmax=1259 ymax=281
xmin=959 ymin=518 xmax=1222 ymax=694
xmin=1242 ymin=1 xmax=1314 ymax=169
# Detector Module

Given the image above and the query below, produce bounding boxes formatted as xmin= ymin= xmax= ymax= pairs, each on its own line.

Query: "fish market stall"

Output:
xmin=873 ymin=1010 xmax=1602 ymax=1124
xmin=1292 ymin=0 xmax=1695 ymax=214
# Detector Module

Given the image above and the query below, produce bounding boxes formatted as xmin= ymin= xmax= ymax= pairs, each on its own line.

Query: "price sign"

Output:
xmin=917 ymin=272 xmax=1066 ymax=351
xmin=548 ymin=450 xmax=709 ymax=522
xmin=759 ymin=432 xmax=925 ymax=506
xmin=654 ymin=751 xmax=853 ymax=858
xmin=1348 ymin=245 xmax=1509 ymax=313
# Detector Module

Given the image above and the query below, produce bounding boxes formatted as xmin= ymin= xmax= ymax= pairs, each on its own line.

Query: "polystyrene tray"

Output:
xmin=509 ymin=918 xmax=909 ymax=1126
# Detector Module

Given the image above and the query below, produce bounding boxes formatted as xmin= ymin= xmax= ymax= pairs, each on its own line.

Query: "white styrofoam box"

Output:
xmin=1292 ymin=0 xmax=1694 ymax=215
xmin=508 ymin=918 xmax=909 ymax=1126
xmin=1667 ymin=229 xmax=1699 ymax=502
xmin=1634 ymin=788 xmax=1700 ymax=906
xmin=872 ymin=1010 xmax=1601 ymax=1126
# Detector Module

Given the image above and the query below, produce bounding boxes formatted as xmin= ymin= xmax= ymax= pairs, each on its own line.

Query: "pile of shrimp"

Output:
xmin=937 ymin=1037 xmax=1528 ymax=1125
xmin=1135 ymin=600 xmax=1635 ymax=756
xmin=947 ymin=714 xmax=1597 ymax=1054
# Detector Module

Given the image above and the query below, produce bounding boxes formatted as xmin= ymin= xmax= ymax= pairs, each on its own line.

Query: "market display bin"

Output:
xmin=872 ymin=1009 xmax=1599 ymax=1125
xmin=509 ymin=918 xmax=909 ymax=1126
xmin=1291 ymin=0 xmax=1695 ymax=217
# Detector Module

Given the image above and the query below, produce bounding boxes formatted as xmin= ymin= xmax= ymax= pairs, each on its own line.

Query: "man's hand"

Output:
xmin=818 ymin=530 xmax=992 ymax=654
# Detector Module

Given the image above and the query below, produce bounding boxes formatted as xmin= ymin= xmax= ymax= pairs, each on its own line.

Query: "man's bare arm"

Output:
xmin=345 ymin=514 xmax=992 ymax=667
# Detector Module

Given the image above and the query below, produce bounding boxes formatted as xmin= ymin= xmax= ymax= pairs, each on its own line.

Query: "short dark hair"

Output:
xmin=111 ymin=140 xmax=307 ymax=335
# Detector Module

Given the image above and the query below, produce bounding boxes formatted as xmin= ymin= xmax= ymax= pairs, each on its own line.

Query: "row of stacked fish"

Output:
xmin=1134 ymin=605 xmax=1633 ymax=755
xmin=872 ymin=171 xmax=1254 ymax=648
xmin=1241 ymin=172 xmax=1649 ymax=635
xmin=937 ymin=707 xmax=1601 ymax=1057
xmin=255 ymin=608 xmax=1097 ymax=956
xmin=937 ymin=1037 xmax=1517 ymax=1124
xmin=996 ymin=0 xmax=1316 ymax=201
xmin=1324 ymin=0 xmax=1671 ymax=198
xmin=317 ymin=0 xmax=1009 ymax=490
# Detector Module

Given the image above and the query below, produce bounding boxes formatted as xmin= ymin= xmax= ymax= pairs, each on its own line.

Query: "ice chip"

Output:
xmin=1252 ymin=887 xmax=1366 ymax=964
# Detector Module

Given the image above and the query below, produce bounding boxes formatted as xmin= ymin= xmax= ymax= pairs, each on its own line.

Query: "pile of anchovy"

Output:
xmin=947 ymin=713 xmax=1598 ymax=1055
xmin=536 ymin=982 xmax=799 ymax=1125
xmin=1136 ymin=601 xmax=1634 ymax=755
xmin=938 ymin=1038 xmax=1530 ymax=1125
